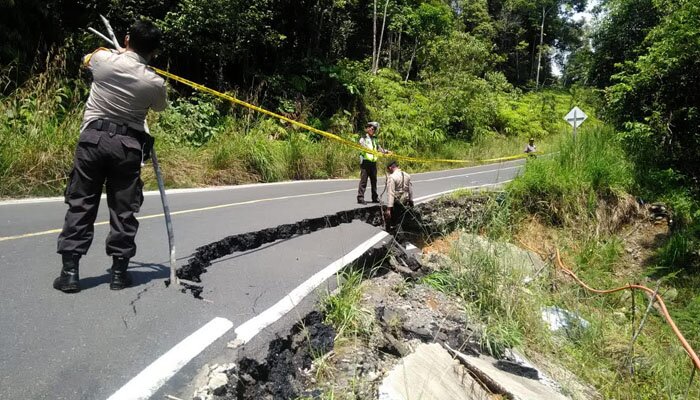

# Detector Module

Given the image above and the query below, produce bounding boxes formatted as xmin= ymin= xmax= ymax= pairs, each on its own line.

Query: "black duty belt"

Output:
xmin=86 ymin=119 xmax=144 ymax=139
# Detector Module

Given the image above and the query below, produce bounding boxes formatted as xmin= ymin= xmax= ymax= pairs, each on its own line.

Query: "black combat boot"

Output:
xmin=110 ymin=256 xmax=133 ymax=290
xmin=53 ymin=253 xmax=81 ymax=293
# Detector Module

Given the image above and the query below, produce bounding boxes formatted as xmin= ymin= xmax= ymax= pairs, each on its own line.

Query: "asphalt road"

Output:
xmin=0 ymin=160 xmax=523 ymax=400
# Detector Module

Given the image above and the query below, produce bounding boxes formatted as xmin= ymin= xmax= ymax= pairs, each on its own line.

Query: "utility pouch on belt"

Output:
xmin=142 ymin=133 xmax=155 ymax=161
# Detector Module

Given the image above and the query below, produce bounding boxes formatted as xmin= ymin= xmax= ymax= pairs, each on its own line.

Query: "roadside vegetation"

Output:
xmin=1 ymin=0 xmax=592 ymax=198
xmin=0 ymin=53 xmax=581 ymax=197
xmin=416 ymin=125 xmax=700 ymax=398
xmin=3 ymin=0 xmax=699 ymax=395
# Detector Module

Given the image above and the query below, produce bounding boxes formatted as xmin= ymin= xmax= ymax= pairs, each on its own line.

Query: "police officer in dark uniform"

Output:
xmin=53 ymin=20 xmax=167 ymax=293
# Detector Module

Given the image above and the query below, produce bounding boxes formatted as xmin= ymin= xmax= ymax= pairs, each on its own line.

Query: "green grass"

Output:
xmin=425 ymin=226 xmax=700 ymax=399
xmin=509 ymin=124 xmax=634 ymax=227
xmin=320 ymin=267 xmax=374 ymax=340
xmin=0 ymin=53 xmax=85 ymax=197
xmin=313 ymin=265 xmax=380 ymax=400
xmin=426 ymin=129 xmax=700 ymax=398
xmin=422 ymin=234 xmax=546 ymax=356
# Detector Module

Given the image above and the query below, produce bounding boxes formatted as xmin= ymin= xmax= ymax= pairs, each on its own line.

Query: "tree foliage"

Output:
xmin=604 ymin=0 xmax=700 ymax=179
xmin=1 ymin=0 xmax=588 ymax=92
xmin=0 ymin=0 xmax=586 ymax=153
xmin=481 ymin=0 xmax=587 ymax=86
xmin=586 ymin=0 xmax=660 ymax=88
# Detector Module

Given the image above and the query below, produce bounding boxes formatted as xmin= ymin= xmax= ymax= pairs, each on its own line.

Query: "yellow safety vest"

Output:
xmin=361 ymin=136 xmax=377 ymax=162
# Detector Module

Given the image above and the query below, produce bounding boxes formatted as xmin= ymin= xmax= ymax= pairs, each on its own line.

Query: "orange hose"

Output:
xmin=520 ymin=240 xmax=700 ymax=371
xmin=553 ymin=250 xmax=700 ymax=371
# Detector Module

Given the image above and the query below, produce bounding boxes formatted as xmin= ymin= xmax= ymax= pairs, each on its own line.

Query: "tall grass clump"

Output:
xmin=321 ymin=267 xmax=373 ymax=340
xmin=509 ymin=125 xmax=634 ymax=227
xmin=0 ymin=51 xmax=86 ymax=197
xmin=205 ymin=117 xmax=357 ymax=184
xmin=423 ymin=233 xmax=547 ymax=356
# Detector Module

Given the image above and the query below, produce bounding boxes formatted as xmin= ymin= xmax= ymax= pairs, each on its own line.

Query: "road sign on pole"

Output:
xmin=564 ymin=106 xmax=587 ymax=139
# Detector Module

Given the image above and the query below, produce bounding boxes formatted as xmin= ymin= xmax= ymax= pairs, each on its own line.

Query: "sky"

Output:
xmin=551 ymin=1 xmax=597 ymax=77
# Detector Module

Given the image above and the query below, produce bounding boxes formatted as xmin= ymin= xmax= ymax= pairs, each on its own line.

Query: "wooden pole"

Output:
xmin=151 ymin=148 xmax=179 ymax=287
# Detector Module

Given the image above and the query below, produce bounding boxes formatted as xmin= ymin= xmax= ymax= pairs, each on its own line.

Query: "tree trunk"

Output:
xmin=397 ymin=29 xmax=402 ymax=68
xmin=387 ymin=32 xmax=392 ymax=68
xmin=530 ymin=36 xmax=537 ymax=81
xmin=310 ymin=0 xmax=323 ymax=58
xmin=535 ymin=6 xmax=545 ymax=90
xmin=374 ymin=0 xmax=390 ymax=73
xmin=316 ymin=8 xmax=326 ymax=56
xmin=372 ymin=0 xmax=377 ymax=73
xmin=405 ymin=37 xmax=418 ymax=82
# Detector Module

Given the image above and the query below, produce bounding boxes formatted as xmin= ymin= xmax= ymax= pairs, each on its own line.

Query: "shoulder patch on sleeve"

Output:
xmin=83 ymin=47 xmax=111 ymax=67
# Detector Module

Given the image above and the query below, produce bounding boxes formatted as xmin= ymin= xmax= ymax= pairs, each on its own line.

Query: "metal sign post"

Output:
xmin=564 ymin=106 xmax=588 ymax=140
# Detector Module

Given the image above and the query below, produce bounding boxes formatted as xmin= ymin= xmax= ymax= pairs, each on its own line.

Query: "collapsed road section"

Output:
xmin=176 ymin=195 xmax=492 ymax=297
xmin=186 ymin=193 xmax=580 ymax=400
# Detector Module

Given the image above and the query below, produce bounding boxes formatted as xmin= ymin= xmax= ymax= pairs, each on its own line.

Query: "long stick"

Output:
xmin=100 ymin=14 xmax=124 ymax=51
xmin=626 ymin=282 xmax=660 ymax=375
xmin=684 ymin=365 xmax=697 ymax=400
xmin=88 ymin=28 xmax=113 ymax=46
xmin=151 ymin=148 xmax=178 ymax=286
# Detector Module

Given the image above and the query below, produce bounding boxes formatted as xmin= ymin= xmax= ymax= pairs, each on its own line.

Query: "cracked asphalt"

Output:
xmin=0 ymin=160 xmax=522 ymax=400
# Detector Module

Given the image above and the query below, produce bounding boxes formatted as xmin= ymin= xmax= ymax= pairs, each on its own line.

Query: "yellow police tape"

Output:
xmin=152 ymin=67 xmax=532 ymax=165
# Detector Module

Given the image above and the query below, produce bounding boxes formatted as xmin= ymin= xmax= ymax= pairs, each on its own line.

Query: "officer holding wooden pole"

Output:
xmin=54 ymin=19 xmax=167 ymax=293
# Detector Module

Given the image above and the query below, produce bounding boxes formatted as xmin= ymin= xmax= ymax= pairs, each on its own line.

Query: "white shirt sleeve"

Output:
xmin=387 ymin=174 xmax=396 ymax=205
xmin=151 ymin=82 xmax=167 ymax=112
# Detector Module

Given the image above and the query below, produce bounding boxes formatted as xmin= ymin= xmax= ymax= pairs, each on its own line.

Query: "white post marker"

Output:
xmin=564 ymin=106 xmax=588 ymax=140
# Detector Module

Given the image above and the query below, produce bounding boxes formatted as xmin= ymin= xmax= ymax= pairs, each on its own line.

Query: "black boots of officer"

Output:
xmin=110 ymin=256 xmax=132 ymax=290
xmin=54 ymin=253 xmax=81 ymax=293
xmin=53 ymin=254 xmax=132 ymax=292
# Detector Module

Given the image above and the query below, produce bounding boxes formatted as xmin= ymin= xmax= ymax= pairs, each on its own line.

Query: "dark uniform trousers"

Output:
xmin=57 ymin=125 xmax=145 ymax=259
xmin=357 ymin=160 xmax=379 ymax=202
xmin=387 ymin=201 xmax=420 ymax=240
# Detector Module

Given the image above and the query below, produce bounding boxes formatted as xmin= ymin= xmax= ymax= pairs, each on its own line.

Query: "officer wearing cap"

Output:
xmin=384 ymin=160 xmax=414 ymax=235
xmin=53 ymin=19 xmax=167 ymax=293
xmin=357 ymin=121 xmax=389 ymax=204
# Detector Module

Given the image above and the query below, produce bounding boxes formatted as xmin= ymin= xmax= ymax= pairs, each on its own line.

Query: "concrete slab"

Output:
xmin=378 ymin=343 xmax=492 ymax=400
xmin=451 ymin=350 xmax=570 ymax=400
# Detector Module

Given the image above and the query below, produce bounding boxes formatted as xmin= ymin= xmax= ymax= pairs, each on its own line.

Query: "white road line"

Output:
xmin=106 ymin=232 xmax=389 ymax=400
xmin=106 ymin=317 xmax=234 ymax=400
xmin=232 ymin=231 xmax=390 ymax=346
xmin=0 ymin=161 xmax=523 ymax=206
xmin=413 ymin=165 xmax=520 ymax=183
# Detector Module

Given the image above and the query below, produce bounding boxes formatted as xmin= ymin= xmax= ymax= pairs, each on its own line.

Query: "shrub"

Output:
xmin=154 ymin=93 xmax=224 ymax=147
